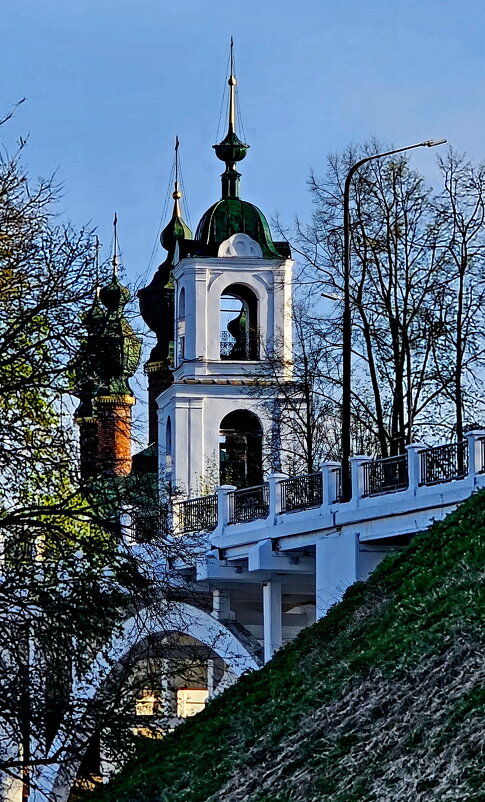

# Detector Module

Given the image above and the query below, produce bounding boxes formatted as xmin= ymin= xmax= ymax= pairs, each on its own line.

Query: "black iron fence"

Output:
xmin=229 ymin=483 xmax=269 ymax=524
xmin=281 ymin=472 xmax=323 ymax=512
xmin=132 ymin=505 xmax=169 ymax=542
xmin=362 ymin=454 xmax=408 ymax=496
xmin=178 ymin=494 xmax=218 ymax=534
xmin=420 ymin=441 xmax=468 ymax=486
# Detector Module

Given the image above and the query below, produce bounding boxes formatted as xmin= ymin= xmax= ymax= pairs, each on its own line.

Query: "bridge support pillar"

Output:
xmin=315 ymin=531 xmax=358 ymax=618
xmin=263 ymin=580 xmax=282 ymax=663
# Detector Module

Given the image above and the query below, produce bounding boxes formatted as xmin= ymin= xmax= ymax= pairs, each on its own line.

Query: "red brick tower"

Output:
xmin=73 ymin=222 xmax=142 ymax=477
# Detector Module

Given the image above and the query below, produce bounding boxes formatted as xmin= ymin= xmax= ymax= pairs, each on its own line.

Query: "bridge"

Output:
xmin=176 ymin=431 xmax=485 ymax=663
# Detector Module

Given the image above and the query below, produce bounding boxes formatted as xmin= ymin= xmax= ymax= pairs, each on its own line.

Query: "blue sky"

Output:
xmin=2 ymin=0 xmax=485 ymax=292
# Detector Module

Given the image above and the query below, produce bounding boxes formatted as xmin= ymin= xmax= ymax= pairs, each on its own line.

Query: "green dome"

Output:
xmin=99 ymin=273 xmax=130 ymax=312
xmin=213 ymin=130 xmax=249 ymax=166
xmin=195 ymin=197 xmax=287 ymax=259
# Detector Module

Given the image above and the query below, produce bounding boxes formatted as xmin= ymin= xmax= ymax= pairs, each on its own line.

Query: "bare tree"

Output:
xmin=295 ymin=142 xmax=485 ymax=457
xmin=0 ymin=139 xmax=217 ymax=800
xmin=432 ymin=150 xmax=485 ymax=442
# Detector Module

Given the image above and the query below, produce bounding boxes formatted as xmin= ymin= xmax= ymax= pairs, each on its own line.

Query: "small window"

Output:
xmin=178 ymin=288 xmax=186 ymax=363
xmin=176 ymin=689 xmax=209 ymax=718
xmin=165 ymin=417 xmax=172 ymax=475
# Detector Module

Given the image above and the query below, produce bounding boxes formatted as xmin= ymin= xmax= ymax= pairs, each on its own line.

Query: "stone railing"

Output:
xmin=174 ymin=431 xmax=485 ymax=536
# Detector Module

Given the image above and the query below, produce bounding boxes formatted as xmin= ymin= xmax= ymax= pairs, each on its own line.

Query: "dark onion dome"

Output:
xmin=81 ymin=292 xmax=105 ymax=333
xmin=99 ymin=272 xmax=131 ymax=312
xmin=72 ymin=290 xmax=106 ymax=419
xmin=195 ymin=198 xmax=289 ymax=259
xmin=95 ymin=271 xmax=142 ymax=398
xmin=139 ymin=177 xmax=192 ymax=365
xmin=160 ymin=189 xmax=192 ymax=253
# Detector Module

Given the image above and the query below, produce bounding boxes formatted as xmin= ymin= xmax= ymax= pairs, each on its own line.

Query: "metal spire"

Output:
xmin=173 ymin=136 xmax=182 ymax=217
xmin=112 ymin=213 xmax=119 ymax=277
xmin=94 ymin=235 xmax=100 ymax=297
xmin=228 ymin=36 xmax=236 ymax=134
xmin=213 ymin=38 xmax=249 ymax=199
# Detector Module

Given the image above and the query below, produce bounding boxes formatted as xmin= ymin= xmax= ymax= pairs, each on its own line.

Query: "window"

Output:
xmin=178 ymin=288 xmax=186 ymax=362
xmin=165 ymin=417 xmax=172 ymax=475
xmin=219 ymin=284 xmax=258 ymax=361
xmin=219 ymin=410 xmax=263 ymax=488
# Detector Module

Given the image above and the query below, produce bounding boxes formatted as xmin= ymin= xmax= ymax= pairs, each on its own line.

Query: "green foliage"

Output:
xmin=93 ymin=490 xmax=485 ymax=802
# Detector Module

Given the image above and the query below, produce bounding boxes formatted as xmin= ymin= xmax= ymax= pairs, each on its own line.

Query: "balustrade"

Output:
xmin=362 ymin=454 xmax=408 ymax=496
xmin=171 ymin=435 xmax=485 ymax=534
xmin=229 ymin=483 xmax=269 ymax=524
xmin=178 ymin=494 xmax=218 ymax=534
xmin=281 ymin=472 xmax=323 ymax=512
xmin=420 ymin=441 xmax=468 ymax=485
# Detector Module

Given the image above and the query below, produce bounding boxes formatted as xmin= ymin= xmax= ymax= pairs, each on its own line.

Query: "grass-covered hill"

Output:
xmin=95 ymin=490 xmax=485 ymax=802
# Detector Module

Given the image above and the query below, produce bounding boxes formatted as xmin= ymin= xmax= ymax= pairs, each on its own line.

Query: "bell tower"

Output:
xmin=153 ymin=48 xmax=294 ymax=496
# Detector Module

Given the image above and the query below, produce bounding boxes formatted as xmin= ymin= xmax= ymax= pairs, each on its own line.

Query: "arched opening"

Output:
xmin=219 ymin=284 xmax=258 ymax=361
xmin=219 ymin=410 xmax=263 ymax=488
xmin=165 ymin=417 xmax=172 ymax=475
xmin=177 ymin=288 xmax=186 ymax=362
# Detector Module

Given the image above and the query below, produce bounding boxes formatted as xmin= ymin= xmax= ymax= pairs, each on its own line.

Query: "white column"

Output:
xmin=465 ymin=430 xmax=485 ymax=478
xmin=212 ymin=589 xmax=234 ymax=621
xmin=315 ymin=531 xmax=358 ymax=619
xmin=405 ymin=443 xmax=426 ymax=493
xmin=350 ymin=455 xmax=370 ymax=501
xmin=263 ymin=580 xmax=282 ymax=663
xmin=267 ymin=472 xmax=288 ymax=518
xmin=187 ymin=398 xmax=204 ymax=496
xmin=215 ymin=484 xmax=237 ymax=530
xmin=320 ymin=461 xmax=341 ymax=506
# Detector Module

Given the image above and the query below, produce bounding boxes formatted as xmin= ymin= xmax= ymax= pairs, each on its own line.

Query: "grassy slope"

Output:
xmin=96 ymin=490 xmax=485 ymax=802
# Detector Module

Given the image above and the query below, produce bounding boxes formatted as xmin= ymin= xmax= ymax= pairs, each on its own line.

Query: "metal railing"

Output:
xmin=133 ymin=511 xmax=164 ymax=543
xmin=362 ymin=454 xmax=408 ymax=496
xmin=178 ymin=494 xmax=218 ymax=534
xmin=220 ymin=330 xmax=237 ymax=357
xmin=229 ymin=483 xmax=269 ymax=524
xmin=420 ymin=441 xmax=468 ymax=486
xmin=281 ymin=472 xmax=323 ymax=512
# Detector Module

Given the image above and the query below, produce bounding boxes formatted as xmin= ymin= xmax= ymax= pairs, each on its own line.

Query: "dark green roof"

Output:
xmin=195 ymin=197 xmax=289 ymax=259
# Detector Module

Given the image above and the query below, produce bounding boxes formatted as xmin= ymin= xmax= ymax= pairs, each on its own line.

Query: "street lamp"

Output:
xmin=340 ymin=138 xmax=447 ymax=502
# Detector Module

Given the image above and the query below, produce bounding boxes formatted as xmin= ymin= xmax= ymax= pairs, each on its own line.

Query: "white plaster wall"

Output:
xmin=158 ymin=384 xmax=275 ymax=496
xmin=172 ymin=255 xmax=293 ymax=369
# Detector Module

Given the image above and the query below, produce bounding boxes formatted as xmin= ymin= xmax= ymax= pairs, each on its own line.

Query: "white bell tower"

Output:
xmin=156 ymin=53 xmax=294 ymax=496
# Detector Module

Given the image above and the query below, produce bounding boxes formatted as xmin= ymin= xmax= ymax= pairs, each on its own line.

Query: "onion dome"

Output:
xmin=195 ymin=198 xmax=288 ymax=259
xmin=139 ymin=138 xmax=192 ymax=365
xmin=193 ymin=41 xmax=290 ymax=260
xmin=94 ymin=216 xmax=142 ymax=398
xmin=73 ymin=289 xmax=105 ymax=419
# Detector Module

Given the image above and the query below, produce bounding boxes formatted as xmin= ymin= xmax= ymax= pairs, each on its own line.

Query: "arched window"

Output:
xmin=178 ymin=288 xmax=186 ymax=362
xmin=165 ymin=417 xmax=172 ymax=474
xmin=219 ymin=284 xmax=258 ymax=361
xmin=219 ymin=410 xmax=263 ymax=488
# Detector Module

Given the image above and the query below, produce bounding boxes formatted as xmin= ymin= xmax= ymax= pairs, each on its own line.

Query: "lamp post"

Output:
xmin=340 ymin=139 xmax=447 ymax=502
